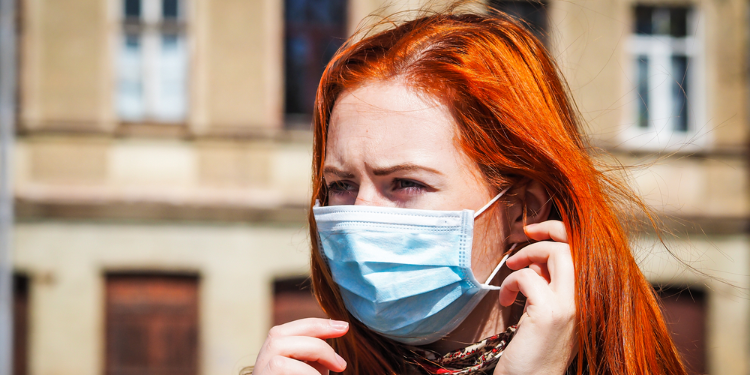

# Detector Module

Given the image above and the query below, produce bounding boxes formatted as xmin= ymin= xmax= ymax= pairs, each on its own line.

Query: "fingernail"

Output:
xmin=335 ymin=353 xmax=347 ymax=368
xmin=329 ymin=320 xmax=349 ymax=330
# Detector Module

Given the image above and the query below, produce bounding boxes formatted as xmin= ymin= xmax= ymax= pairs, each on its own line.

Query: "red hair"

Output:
xmin=308 ymin=9 xmax=687 ymax=375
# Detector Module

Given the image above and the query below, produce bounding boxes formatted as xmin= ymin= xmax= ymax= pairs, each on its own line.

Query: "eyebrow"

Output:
xmin=372 ymin=163 xmax=443 ymax=176
xmin=323 ymin=164 xmax=442 ymax=178
xmin=323 ymin=166 xmax=356 ymax=179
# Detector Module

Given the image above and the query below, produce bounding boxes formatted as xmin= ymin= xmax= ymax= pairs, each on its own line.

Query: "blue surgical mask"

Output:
xmin=313 ymin=187 xmax=513 ymax=345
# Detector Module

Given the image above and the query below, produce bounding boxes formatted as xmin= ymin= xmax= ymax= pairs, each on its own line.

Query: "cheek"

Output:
xmin=470 ymin=210 xmax=509 ymax=283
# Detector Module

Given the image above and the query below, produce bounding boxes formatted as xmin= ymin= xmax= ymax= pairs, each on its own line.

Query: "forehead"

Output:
xmin=326 ymin=81 xmax=461 ymax=166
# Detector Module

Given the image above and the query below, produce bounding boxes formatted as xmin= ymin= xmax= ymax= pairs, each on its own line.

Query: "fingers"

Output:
xmin=495 ymin=221 xmax=578 ymax=374
xmin=527 ymin=263 xmax=550 ymax=283
xmin=499 ymin=268 xmax=552 ymax=307
xmin=502 ymin=221 xmax=575 ymax=307
xmin=267 ymin=318 xmax=349 ymax=340
xmin=308 ymin=361 xmax=331 ymax=375
xmin=254 ymin=318 xmax=349 ymax=375
xmin=266 ymin=336 xmax=347 ymax=373
xmin=263 ymin=355 xmax=327 ymax=375
xmin=524 ymin=220 xmax=568 ymax=243
xmin=506 ymin=241 xmax=573 ymax=288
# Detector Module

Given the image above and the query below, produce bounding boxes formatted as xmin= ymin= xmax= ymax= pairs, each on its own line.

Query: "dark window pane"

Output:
xmin=163 ymin=0 xmax=179 ymax=19
xmin=489 ymin=0 xmax=548 ymax=45
xmin=657 ymin=286 xmax=706 ymax=375
xmin=670 ymin=7 xmax=688 ymax=37
xmin=671 ymin=55 xmax=689 ymax=132
xmin=285 ymin=0 xmax=347 ymax=26
xmin=283 ymin=0 xmax=348 ymax=120
xmin=273 ymin=277 xmax=327 ymax=326
xmin=634 ymin=5 xmax=653 ymax=34
xmin=124 ymin=0 xmax=141 ymax=19
xmin=637 ymin=56 xmax=649 ymax=128
xmin=635 ymin=5 xmax=690 ymax=36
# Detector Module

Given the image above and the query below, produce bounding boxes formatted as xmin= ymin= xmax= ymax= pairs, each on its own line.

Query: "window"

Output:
xmin=13 ymin=275 xmax=29 ymax=375
xmin=117 ymin=0 xmax=188 ymax=123
xmin=106 ymin=274 xmax=198 ymax=375
xmin=273 ymin=277 xmax=326 ymax=326
xmin=657 ymin=286 xmax=706 ymax=375
xmin=626 ymin=5 xmax=703 ymax=149
xmin=284 ymin=0 xmax=347 ymax=126
xmin=488 ymin=0 xmax=548 ymax=46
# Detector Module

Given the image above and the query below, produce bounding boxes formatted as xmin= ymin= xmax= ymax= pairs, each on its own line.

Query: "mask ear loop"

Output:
xmin=473 ymin=184 xmax=515 ymax=287
xmin=474 ymin=185 xmax=513 ymax=218
xmin=483 ymin=243 xmax=517 ymax=286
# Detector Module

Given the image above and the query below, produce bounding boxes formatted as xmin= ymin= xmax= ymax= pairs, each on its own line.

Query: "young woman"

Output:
xmin=252 ymin=8 xmax=688 ymax=375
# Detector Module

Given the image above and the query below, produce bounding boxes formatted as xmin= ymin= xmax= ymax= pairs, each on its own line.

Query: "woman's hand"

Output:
xmin=493 ymin=220 xmax=578 ymax=375
xmin=252 ymin=318 xmax=349 ymax=375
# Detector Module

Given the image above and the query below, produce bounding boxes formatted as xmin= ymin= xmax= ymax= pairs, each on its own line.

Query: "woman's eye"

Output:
xmin=394 ymin=179 xmax=425 ymax=192
xmin=327 ymin=181 xmax=355 ymax=195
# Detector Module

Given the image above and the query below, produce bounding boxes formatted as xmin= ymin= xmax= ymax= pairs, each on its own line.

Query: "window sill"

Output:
xmin=115 ymin=121 xmax=190 ymax=138
xmin=18 ymin=120 xmax=315 ymax=143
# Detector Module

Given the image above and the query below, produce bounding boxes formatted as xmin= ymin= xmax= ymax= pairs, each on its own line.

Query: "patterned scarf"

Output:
xmin=403 ymin=325 xmax=518 ymax=375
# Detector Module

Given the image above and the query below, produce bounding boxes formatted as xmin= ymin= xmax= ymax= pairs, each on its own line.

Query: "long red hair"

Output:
xmin=308 ymin=8 xmax=687 ymax=375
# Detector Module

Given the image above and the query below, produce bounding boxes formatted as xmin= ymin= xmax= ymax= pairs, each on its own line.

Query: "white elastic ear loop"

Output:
xmin=473 ymin=185 xmax=513 ymax=218
xmin=483 ymin=243 xmax=518 ymax=286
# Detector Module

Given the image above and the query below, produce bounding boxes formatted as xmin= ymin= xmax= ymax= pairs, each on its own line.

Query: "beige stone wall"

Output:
xmin=13 ymin=135 xmax=313 ymax=213
xmin=21 ymin=0 xmax=286 ymax=134
xmin=20 ymin=0 xmax=111 ymax=131
xmin=636 ymin=234 xmax=750 ymax=375
xmin=193 ymin=0 xmax=284 ymax=133
xmin=551 ymin=0 xmax=748 ymax=151
xmin=549 ymin=0 xmax=628 ymax=148
xmin=13 ymin=221 xmax=312 ymax=375
xmin=617 ymin=153 xmax=749 ymax=220
xmin=702 ymin=0 xmax=748 ymax=149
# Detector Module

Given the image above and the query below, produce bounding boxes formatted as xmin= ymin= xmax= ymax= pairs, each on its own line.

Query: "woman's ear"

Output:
xmin=507 ymin=179 xmax=551 ymax=244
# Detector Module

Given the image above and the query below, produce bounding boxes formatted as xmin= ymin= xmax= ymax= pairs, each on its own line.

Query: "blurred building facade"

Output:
xmin=7 ymin=0 xmax=749 ymax=375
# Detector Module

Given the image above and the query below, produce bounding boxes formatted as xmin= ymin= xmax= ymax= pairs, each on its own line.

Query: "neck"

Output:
xmin=423 ymin=263 xmax=523 ymax=354
xmin=424 ymin=291 xmax=507 ymax=354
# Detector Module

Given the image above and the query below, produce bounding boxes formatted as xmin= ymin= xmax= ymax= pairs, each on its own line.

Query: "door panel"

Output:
xmin=106 ymin=274 xmax=198 ymax=375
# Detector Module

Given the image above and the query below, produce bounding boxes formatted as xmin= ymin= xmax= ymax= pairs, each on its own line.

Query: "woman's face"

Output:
xmin=324 ymin=80 xmax=509 ymax=281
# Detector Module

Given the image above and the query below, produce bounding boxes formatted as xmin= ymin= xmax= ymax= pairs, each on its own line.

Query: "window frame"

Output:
xmin=114 ymin=0 xmax=191 ymax=127
xmin=621 ymin=5 xmax=708 ymax=151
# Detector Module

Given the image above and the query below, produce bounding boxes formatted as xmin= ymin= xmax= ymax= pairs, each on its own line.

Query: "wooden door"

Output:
xmin=658 ymin=286 xmax=706 ymax=375
xmin=13 ymin=274 xmax=28 ymax=375
xmin=273 ymin=277 xmax=327 ymax=326
xmin=105 ymin=274 xmax=198 ymax=375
